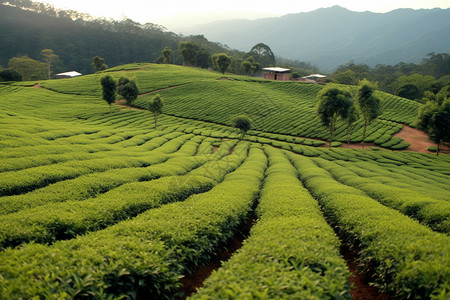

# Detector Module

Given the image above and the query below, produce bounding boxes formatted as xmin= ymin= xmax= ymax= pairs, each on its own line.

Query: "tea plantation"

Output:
xmin=0 ymin=64 xmax=448 ymax=299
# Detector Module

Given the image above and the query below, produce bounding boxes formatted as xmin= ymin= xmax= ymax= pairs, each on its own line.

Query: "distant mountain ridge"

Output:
xmin=181 ymin=6 xmax=450 ymax=71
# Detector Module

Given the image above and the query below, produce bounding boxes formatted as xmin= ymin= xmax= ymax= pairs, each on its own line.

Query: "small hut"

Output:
xmin=262 ymin=67 xmax=291 ymax=81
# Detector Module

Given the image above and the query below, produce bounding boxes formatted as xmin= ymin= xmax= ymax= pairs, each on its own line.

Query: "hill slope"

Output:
xmin=182 ymin=6 xmax=450 ymax=71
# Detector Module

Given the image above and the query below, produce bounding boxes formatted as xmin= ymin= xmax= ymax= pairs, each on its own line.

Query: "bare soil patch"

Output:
xmin=395 ymin=125 xmax=450 ymax=154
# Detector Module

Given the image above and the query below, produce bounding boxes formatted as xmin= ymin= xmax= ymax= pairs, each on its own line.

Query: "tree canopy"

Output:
xmin=117 ymin=77 xmax=139 ymax=105
xmin=245 ymin=43 xmax=275 ymax=68
xmin=8 ymin=56 xmax=47 ymax=81
xmin=357 ymin=80 xmax=381 ymax=147
xmin=417 ymin=95 xmax=450 ymax=155
xmin=100 ymin=75 xmax=116 ymax=112
xmin=147 ymin=94 xmax=164 ymax=129
xmin=317 ymin=86 xmax=353 ymax=147
xmin=232 ymin=115 xmax=252 ymax=139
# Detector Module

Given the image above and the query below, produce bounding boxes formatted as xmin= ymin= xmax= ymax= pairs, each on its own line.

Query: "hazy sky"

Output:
xmin=40 ymin=0 xmax=450 ymax=30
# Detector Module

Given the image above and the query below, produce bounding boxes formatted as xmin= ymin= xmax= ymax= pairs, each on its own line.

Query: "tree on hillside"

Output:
xmin=345 ymin=105 xmax=359 ymax=145
xmin=117 ymin=76 xmax=139 ymax=105
xmin=395 ymin=83 xmax=421 ymax=100
xmin=8 ymin=56 xmax=47 ymax=81
xmin=40 ymin=49 xmax=58 ymax=79
xmin=213 ymin=53 xmax=231 ymax=77
xmin=161 ymin=47 xmax=173 ymax=64
xmin=245 ymin=43 xmax=275 ymax=68
xmin=195 ymin=48 xmax=211 ymax=69
xmin=232 ymin=115 xmax=252 ymax=140
xmin=100 ymin=75 xmax=116 ymax=112
xmin=92 ymin=56 xmax=108 ymax=72
xmin=147 ymin=94 xmax=164 ymax=129
xmin=417 ymin=97 xmax=450 ymax=155
xmin=0 ymin=69 xmax=22 ymax=81
xmin=357 ymin=80 xmax=381 ymax=148
xmin=317 ymin=85 xmax=353 ymax=147
xmin=240 ymin=56 xmax=260 ymax=76
xmin=178 ymin=42 xmax=199 ymax=66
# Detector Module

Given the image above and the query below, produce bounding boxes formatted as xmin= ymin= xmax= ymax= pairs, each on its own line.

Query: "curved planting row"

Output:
xmin=194 ymin=146 xmax=351 ymax=299
xmin=288 ymin=152 xmax=450 ymax=299
xmin=0 ymin=139 xmax=240 ymax=249
xmin=313 ymin=158 xmax=450 ymax=233
xmin=0 ymin=144 xmax=267 ymax=299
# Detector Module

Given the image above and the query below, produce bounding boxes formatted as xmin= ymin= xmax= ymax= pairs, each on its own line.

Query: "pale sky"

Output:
xmin=39 ymin=0 xmax=450 ymax=30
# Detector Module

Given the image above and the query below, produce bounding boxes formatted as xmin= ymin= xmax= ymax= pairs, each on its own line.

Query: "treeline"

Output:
xmin=330 ymin=53 xmax=450 ymax=101
xmin=0 ymin=1 xmax=317 ymax=80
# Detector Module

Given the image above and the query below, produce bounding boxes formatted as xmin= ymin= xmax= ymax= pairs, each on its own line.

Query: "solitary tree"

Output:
xmin=232 ymin=115 xmax=252 ymax=139
xmin=148 ymin=94 xmax=164 ymax=129
xmin=161 ymin=47 xmax=173 ymax=64
xmin=40 ymin=49 xmax=59 ymax=79
xmin=92 ymin=56 xmax=108 ymax=72
xmin=214 ymin=53 xmax=231 ymax=77
xmin=245 ymin=43 xmax=275 ymax=68
xmin=100 ymin=75 xmax=116 ymax=112
xmin=345 ymin=105 xmax=359 ymax=145
xmin=357 ymin=80 xmax=381 ymax=148
xmin=178 ymin=42 xmax=198 ymax=66
xmin=117 ymin=76 xmax=139 ymax=105
xmin=317 ymin=86 xmax=353 ymax=147
xmin=417 ymin=98 xmax=450 ymax=155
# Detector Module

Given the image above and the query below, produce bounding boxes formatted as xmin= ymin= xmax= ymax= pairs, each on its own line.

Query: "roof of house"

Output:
xmin=56 ymin=71 xmax=82 ymax=77
xmin=262 ymin=67 xmax=291 ymax=73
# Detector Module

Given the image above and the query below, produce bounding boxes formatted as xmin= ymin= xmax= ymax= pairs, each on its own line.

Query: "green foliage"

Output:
xmin=8 ymin=55 xmax=47 ymax=80
xmin=0 ymin=69 xmax=22 ymax=81
xmin=245 ymin=43 xmax=276 ymax=68
xmin=92 ymin=56 xmax=108 ymax=73
xmin=317 ymin=85 xmax=353 ymax=145
xmin=396 ymin=83 xmax=421 ymax=100
xmin=117 ymin=76 xmax=139 ymax=105
xmin=161 ymin=46 xmax=173 ymax=64
xmin=100 ymin=75 xmax=116 ymax=111
xmin=147 ymin=94 xmax=164 ymax=129
xmin=231 ymin=114 xmax=251 ymax=138
xmin=213 ymin=53 xmax=231 ymax=75
xmin=417 ymin=98 xmax=450 ymax=155
xmin=358 ymin=81 xmax=381 ymax=144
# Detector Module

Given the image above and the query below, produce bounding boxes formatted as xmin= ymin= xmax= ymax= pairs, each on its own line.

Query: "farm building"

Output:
xmin=55 ymin=71 xmax=82 ymax=79
xmin=262 ymin=67 xmax=291 ymax=81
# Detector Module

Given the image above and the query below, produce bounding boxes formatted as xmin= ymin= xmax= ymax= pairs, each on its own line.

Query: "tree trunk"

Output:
xmin=329 ymin=116 xmax=336 ymax=148
xmin=437 ymin=141 xmax=440 ymax=156
xmin=362 ymin=119 xmax=369 ymax=149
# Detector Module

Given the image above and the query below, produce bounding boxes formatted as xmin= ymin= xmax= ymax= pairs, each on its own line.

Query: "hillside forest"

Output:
xmin=1 ymin=0 xmax=450 ymax=104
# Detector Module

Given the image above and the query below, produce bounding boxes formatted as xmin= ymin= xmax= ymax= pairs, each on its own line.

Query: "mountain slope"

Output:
xmin=182 ymin=6 xmax=450 ymax=71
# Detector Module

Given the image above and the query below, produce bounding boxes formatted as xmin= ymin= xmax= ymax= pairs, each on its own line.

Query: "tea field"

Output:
xmin=0 ymin=64 xmax=449 ymax=299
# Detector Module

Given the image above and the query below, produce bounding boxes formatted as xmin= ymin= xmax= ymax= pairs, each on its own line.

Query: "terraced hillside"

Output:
xmin=0 ymin=64 xmax=449 ymax=299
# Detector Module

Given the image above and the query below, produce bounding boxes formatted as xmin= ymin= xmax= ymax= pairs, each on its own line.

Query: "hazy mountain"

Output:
xmin=181 ymin=6 xmax=450 ymax=72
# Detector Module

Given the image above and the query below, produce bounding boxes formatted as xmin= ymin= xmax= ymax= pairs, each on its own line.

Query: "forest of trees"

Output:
xmin=331 ymin=53 xmax=450 ymax=102
xmin=0 ymin=1 xmax=318 ymax=80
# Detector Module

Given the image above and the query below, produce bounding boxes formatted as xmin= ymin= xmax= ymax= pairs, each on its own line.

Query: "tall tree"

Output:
xmin=117 ymin=76 xmax=139 ymax=105
xmin=213 ymin=53 xmax=231 ymax=77
xmin=232 ymin=115 xmax=251 ymax=139
xmin=100 ymin=75 xmax=116 ymax=112
xmin=161 ymin=47 xmax=173 ymax=64
xmin=417 ymin=98 xmax=450 ymax=155
xmin=357 ymin=80 xmax=381 ymax=148
xmin=195 ymin=48 xmax=211 ymax=69
xmin=40 ymin=49 xmax=58 ymax=79
xmin=178 ymin=42 xmax=198 ymax=66
xmin=92 ymin=56 xmax=108 ymax=72
xmin=345 ymin=105 xmax=359 ymax=145
xmin=317 ymin=86 xmax=353 ymax=147
xmin=147 ymin=94 xmax=164 ymax=129
xmin=8 ymin=56 xmax=47 ymax=80
xmin=245 ymin=43 xmax=275 ymax=68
